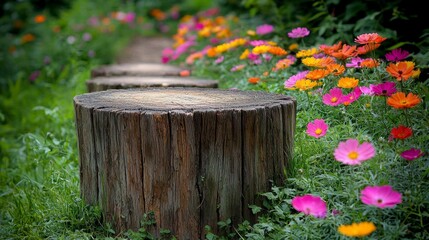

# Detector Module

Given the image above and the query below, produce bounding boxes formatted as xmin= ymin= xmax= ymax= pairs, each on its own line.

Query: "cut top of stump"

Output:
xmin=91 ymin=63 xmax=187 ymax=78
xmin=73 ymin=88 xmax=296 ymax=112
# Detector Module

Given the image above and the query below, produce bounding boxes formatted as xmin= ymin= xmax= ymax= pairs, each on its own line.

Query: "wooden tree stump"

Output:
xmin=73 ymin=88 xmax=296 ymax=239
xmin=91 ymin=63 xmax=187 ymax=78
xmin=86 ymin=76 xmax=219 ymax=92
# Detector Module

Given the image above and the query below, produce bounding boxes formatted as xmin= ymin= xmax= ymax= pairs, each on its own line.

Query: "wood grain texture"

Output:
xmin=86 ymin=76 xmax=219 ymax=92
xmin=73 ymin=88 xmax=296 ymax=239
xmin=91 ymin=63 xmax=186 ymax=78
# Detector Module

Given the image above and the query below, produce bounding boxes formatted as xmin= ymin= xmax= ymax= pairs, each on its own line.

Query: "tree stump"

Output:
xmin=86 ymin=76 xmax=219 ymax=92
xmin=91 ymin=63 xmax=187 ymax=78
xmin=73 ymin=88 xmax=296 ymax=239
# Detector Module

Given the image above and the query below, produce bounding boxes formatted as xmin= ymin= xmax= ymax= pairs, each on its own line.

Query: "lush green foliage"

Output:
xmin=1 ymin=0 xmax=428 ymax=239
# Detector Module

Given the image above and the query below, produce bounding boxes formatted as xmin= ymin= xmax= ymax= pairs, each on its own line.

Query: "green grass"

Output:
xmin=1 ymin=0 xmax=428 ymax=239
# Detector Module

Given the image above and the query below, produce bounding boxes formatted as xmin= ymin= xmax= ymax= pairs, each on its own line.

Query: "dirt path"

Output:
xmin=115 ymin=36 xmax=173 ymax=64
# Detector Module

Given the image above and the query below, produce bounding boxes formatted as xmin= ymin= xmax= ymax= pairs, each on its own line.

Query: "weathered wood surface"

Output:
xmin=86 ymin=76 xmax=219 ymax=92
xmin=91 ymin=63 xmax=187 ymax=78
xmin=73 ymin=88 xmax=296 ymax=239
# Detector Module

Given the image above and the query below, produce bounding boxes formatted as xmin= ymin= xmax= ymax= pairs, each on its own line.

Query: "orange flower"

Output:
xmin=248 ymin=77 xmax=260 ymax=84
xmin=34 ymin=14 xmax=46 ymax=23
xmin=338 ymin=77 xmax=359 ymax=88
xmin=268 ymin=46 xmax=287 ymax=56
xmin=330 ymin=44 xmax=357 ymax=60
xmin=326 ymin=63 xmax=345 ymax=76
xmin=357 ymin=43 xmax=380 ymax=55
xmin=206 ymin=47 xmax=218 ymax=57
xmin=306 ymin=69 xmax=330 ymax=80
xmin=361 ymin=58 xmax=379 ymax=68
xmin=319 ymin=41 xmax=343 ymax=55
xmin=387 ymin=92 xmax=420 ymax=109
xmin=150 ymin=9 xmax=166 ymax=21
xmin=386 ymin=61 xmax=415 ymax=81
xmin=21 ymin=33 xmax=35 ymax=44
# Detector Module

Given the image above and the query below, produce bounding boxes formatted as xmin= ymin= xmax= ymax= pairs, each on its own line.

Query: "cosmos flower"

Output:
xmin=338 ymin=222 xmax=376 ymax=238
xmin=346 ymin=57 xmax=364 ymax=68
xmin=214 ymin=56 xmax=224 ymax=64
xmin=288 ymin=27 xmax=310 ymax=38
xmin=360 ymin=185 xmax=402 ymax=208
xmin=291 ymin=194 xmax=327 ymax=218
xmin=386 ymin=61 xmax=415 ymax=81
xmin=390 ymin=125 xmax=413 ymax=140
xmin=337 ymin=77 xmax=359 ymax=89
xmin=306 ymin=119 xmax=328 ymax=138
xmin=341 ymin=87 xmax=362 ymax=106
xmin=322 ymin=88 xmax=344 ymax=106
xmin=354 ymin=32 xmax=386 ymax=44
xmin=400 ymin=148 xmax=424 ymax=161
xmin=371 ymin=82 xmax=396 ymax=96
xmin=385 ymin=48 xmax=410 ymax=62
xmin=334 ymin=139 xmax=376 ymax=165
xmin=284 ymin=70 xmax=309 ymax=89
xmin=387 ymin=92 xmax=421 ymax=109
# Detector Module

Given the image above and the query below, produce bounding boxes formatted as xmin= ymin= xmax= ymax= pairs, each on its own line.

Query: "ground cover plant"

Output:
xmin=162 ymin=7 xmax=429 ymax=239
xmin=1 ymin=0 xmax=428 ymax=239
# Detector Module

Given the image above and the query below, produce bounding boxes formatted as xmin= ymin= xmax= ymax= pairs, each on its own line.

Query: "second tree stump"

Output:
xmin=73 ymin=88 xmax=296 ymax=239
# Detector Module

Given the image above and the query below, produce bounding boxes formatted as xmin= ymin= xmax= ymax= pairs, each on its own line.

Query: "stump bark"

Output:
xmin=91 ymin=63 xmax=187 ymax=78
xmin=73 ymin=88 xmax=296 ymax=239
xmin=86 ymin=76 xmax=219 ymax=92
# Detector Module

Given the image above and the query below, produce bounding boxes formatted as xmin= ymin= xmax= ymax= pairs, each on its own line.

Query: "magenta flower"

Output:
xmin=291 ymin=194 xmax=327 ymax=218
xmin=340 ymin=87 xmax=362 ymax=106
xmin=372 ymin=82 xmax=397 ymax=97
xmin=334 ymin=139 xmax=376 ymax=165
xmin=256 ymin=24 xmax=274 ymax=35
xmin=359 ymin=85 xmax=374 ymax=96
xmin=400 ymin=148 xmax=424 ymax=161
xmin=288 ymin=27 xmax=310 ymax=38
xmin=306 ymin=119 xmax=328 ymax=138
xmin=361 ymin=185 xmax=402 ymax=208
xmin=322 ymin=88 xmax=344 ymax=106
xmin=284 ymin=70 xmax=309 ymax=88
xmin=385 ymin=48 xmax=410 ymax=62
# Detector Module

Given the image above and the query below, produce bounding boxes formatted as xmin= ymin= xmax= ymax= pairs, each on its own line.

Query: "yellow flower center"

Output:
xmin=401 ymin=100 xmax=408 ymax=105
xmin=348 ymin=151 xmax=359 ymax=160
xmin=331 ymin=97 xmax=338 ymax=103
xmin=315 ymin=128 xmax=322 ymax=135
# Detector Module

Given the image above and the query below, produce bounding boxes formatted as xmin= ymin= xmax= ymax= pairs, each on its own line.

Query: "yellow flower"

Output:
xmin=240 ymin=49 xmax=250 ymax=60
xmin=289 ymin=43 xmax=299 ymax=51
xmin=252 ymin=45 xmax=271 ymax=55
xmin=296 ymin=48 xmax=319 ymax=58
xmin=412 ymin=68 xmax=421 ymax=78
xmin=198 ymin=27 xmax=211 ymax=37
xmin=247 ymin=30 xmax=256 ymax=36
xmin=295 ymin=79 xmax=318 ymax=91
xmin=338 ymin=222 xmax=376 ymax=238
xmin=337 ymin=77 xmax=359 ymax=88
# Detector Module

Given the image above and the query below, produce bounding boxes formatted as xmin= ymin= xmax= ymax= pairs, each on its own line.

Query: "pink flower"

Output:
xmin=359 ymin=85 xmax=374 ymax=96
xmin=306 ymin=119 xmax=328 ymax=138
xmin=284 ymin=70 xmax=309 ymax=89
xmin=346 ymin=57 xmax=363 ymax=68
xmin=322 ymin=88 xmax=344 ymax=106
xmin=291 ymin=194 xmax=327 ymax=218
xmin=249 ymin=40 xmax=268 ymax=46
xmin=400 ymin=148 xmax=424 ymax=161
xmin=341 ymin=87 xmax=362 ymax=106
xmin=288 ymin=27 xmax=310 ymax=38
xmin=214 ymin=56 xmax=224 ymax=64
xmin=256 ymin=24 xmax=274 ymax=35
xmin=385 ymin=48 xmax=409 ymax=62
xmin=360 ymin=185 xmax=402 ymax=208
xmin=334 ymin=139 xmax=376 ymax=165
xmin=371 ymin=82 xmax=397 ymax=96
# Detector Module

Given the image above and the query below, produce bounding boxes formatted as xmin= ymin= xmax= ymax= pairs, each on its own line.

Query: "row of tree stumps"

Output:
xmin=73 ymin=62 xmax=297 ymax=239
